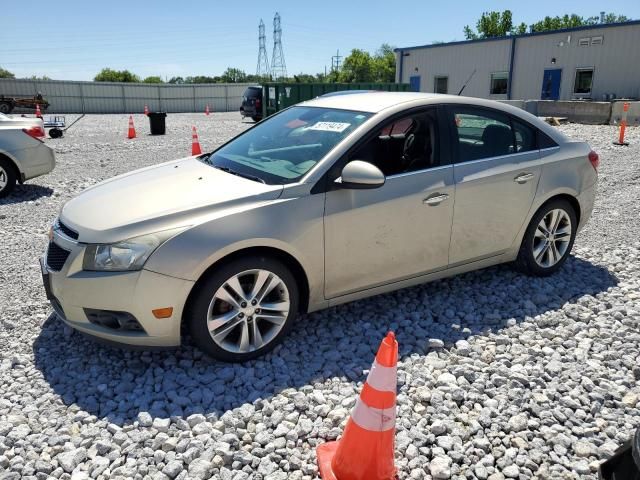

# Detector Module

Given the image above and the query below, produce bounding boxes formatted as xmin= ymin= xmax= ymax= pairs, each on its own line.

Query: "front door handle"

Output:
xmin=514 ymin=173 xmax=534 ymax=184
xmin=423 ymin=193 xmax=449 ymax=206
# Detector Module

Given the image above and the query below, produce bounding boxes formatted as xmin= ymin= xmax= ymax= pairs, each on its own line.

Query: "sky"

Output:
xmin=2 ymin=0 xmax=639 ymax=81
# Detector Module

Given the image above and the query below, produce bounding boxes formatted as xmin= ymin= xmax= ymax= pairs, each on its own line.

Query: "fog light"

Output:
xmin=152 ymin=307 xmax=174 ymax=319
xmin=84 ymin=309 xmax=144 ymax=332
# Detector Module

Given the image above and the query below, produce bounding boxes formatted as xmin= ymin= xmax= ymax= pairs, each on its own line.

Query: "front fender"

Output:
xmin=144 ymin=193 xmax=326 ymax=310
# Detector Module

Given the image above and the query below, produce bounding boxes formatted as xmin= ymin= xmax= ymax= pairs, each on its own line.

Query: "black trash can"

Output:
xmin=148 ymin=112 xmax=167 ymax=135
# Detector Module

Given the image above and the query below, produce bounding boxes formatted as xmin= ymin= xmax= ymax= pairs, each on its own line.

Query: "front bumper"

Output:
xmin=40 ymin=230 xmax=194 ymax=347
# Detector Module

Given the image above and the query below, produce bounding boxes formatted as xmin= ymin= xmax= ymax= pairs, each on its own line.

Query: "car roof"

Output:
xmin=303 ymin=92 xmax=450 ymax=113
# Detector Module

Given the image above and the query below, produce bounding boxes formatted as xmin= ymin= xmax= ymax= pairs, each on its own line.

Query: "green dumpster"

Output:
xmin=262 ymin=82 xmax=411 ymax=118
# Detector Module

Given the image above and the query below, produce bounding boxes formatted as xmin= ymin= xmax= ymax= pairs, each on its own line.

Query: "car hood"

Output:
xmin=60 ymin=157 xmax=283 ymax=243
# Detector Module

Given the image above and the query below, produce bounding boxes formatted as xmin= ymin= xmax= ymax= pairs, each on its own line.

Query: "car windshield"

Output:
xmin=203 ymin=106 xmax=372 ymax=184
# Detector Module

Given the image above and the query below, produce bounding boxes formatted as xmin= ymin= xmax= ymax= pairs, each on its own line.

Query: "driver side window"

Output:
xmin=349 ymin=109 xmax=440 ymax=176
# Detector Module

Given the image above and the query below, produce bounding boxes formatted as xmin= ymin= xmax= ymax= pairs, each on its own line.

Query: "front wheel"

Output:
xmin=515 ymin=199 xmax=577 ymax=276
xmin=187 ymin=256 xmax=299 ymax=362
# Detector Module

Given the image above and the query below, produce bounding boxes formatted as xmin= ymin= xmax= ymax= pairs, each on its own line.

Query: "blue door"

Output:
xmin=409 ymin=75 xmax=421 ymax=92
xmin=541 ymin=69 xmax=561 ymax=100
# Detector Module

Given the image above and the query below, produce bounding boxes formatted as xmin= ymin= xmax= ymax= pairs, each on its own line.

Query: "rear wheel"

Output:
xmin=187 ymin=256 xmax=299 ymax=362
xmin=0 ymin=157 xmax=17 ymax=198
xmin=0 ymin=102 xmax=12 ymax=114
xmin=251 ymin=116 xmax=261 ymax=122
xmin=515 ymin=199 xmax=577 ymax=276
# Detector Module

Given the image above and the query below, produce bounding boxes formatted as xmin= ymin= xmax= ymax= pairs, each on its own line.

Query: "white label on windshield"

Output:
xmin=309 ymin=121 xmax=351 ymax=133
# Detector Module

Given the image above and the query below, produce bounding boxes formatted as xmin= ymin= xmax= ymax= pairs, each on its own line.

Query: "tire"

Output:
xmin=514 ymin=198 xmax=577 ymax=276
xmin=0 ymin=102 xmax=12 ymax=114
xmin=251 ymin=116 xmax=262 ymax=122
xmin=0 ymin=157 xmax=17 ymax=198
xmin=187 ymin=255 xmax=299 ymax=362
xmin=49 ymin=128 xmax=63 ymax=139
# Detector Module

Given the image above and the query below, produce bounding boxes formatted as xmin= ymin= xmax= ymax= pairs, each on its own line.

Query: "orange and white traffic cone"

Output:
xmin=205 ymin=104 xmax=210 ymax=116
xmin=317 ymin=332 xmax=398 ymax=480
xmin=614 ymin=102 xmax=630 ymax=146
xmin=127 ymin=115 xmax=136 ymax=139
xmin=35 ymin=104 xmax=43 ymax=118
xmin=144 ymin=104 xmax=149 ymax=116
xmin=191 ymin=126 xmax=202 ymax=155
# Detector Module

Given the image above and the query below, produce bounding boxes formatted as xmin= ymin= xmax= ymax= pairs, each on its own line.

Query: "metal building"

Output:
xmin=395 ymin=20 xmax=640 ymax=101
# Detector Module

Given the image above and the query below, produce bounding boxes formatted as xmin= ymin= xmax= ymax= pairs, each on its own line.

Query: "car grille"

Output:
xmin=57 ymin=219 xmax=79 ymax=240
xmin=46 ymin=242 xmax=71 ymax=271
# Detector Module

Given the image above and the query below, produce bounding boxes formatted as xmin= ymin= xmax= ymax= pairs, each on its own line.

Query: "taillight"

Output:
xmin=23 ymin=125 xmax=45 ymax=141
xmin=588 ymin=150 xmax=599 ymax=170
xmin=255 ymin=98 xmax=261 ymax=108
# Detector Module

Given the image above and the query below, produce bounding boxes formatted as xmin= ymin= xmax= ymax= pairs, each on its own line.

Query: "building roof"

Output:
xmin=395 ymin=19 xmax=640 ymax=52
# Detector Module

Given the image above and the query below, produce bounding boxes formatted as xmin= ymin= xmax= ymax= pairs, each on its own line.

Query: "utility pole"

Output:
xmin=256 ymin=19 xmax=270 ymax=79
xmin=331 ymin=49 xmax=343 ymax=72
xmin=271 ymin=12 xmax=288 ymax=80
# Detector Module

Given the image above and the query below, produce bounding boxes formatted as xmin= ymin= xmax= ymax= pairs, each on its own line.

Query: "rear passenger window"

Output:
xmin=451 ymin=107 xmax=514 ymax=162
xmin=512 ymin=119 xmax=537 ymax=153
xmin=538 ymin=130 xmax=558 ymax=149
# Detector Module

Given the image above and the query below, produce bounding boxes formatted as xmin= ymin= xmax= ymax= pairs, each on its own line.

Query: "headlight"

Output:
xmin=83 ymin=228 xmax=186 ymax=272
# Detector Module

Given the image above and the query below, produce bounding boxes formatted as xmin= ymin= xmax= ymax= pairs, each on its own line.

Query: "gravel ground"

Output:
xmin=0 ymin=114 xmax=639 ymax=480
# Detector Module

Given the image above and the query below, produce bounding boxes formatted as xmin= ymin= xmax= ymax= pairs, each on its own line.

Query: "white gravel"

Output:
xmin=1 ymin=114 xmax=639 ymax=480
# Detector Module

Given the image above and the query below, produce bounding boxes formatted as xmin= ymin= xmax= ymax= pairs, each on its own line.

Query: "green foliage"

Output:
xmin=464 ymin=10 xmax=516 ymax=39
xmin=336 ymin=44 xmax=397 ymax=83
xmin=142 ymin=76 xmax=163 ymax=84
xmin=94 ymin=68 xmax=140 ymax=82
xmin=531 ymin=13 xmax=629 ymax=32
xmin=0 ymin=67 xmax=15 ymax=79
xmin=465 ymin=10 xmax=631 ymax=38
xmin=28 ymin=75 xmax=52 ymax=80
xmin=220 ymin=68 xmax=247 ymax=83
xmin=168 ymin=76 xmax=185 ymax=84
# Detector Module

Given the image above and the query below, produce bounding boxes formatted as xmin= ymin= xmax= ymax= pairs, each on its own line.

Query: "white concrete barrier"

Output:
xmin=611 ymin=101 xmax=640 ymax=126
xmin=536 ymin=101 xmax=612 ymax=125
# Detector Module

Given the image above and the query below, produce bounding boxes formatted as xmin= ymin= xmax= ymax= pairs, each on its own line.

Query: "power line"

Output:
xmin=270 ymin=12 xmax=287 ymax=80
xmin=256 ymin=19 xmax=270 ymax=79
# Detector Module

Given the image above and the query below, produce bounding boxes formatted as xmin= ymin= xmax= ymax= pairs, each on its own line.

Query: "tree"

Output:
xmin=94 ymin=68 xmax=140 ymax=82
xmin=168 ymin=76 xmax=185 ymax=84
xmin=532 ymin=13 xmax=629 ymax=32
xmin=143 ymin=76 xmax=163 ymax=84
xmin=220 ymin=68 xmax=247 ymax=83
xmin=27 ymin=75 xmax=52 ymax=80
xmin=339 ymin=49 xmax=374 ymax=82
xmin=465 ymin=10 xmax=631 ymax=38
xmin=372 ymin=43 xmax=396 ymax=83
xmin=0 ymin=67 xmax=15 ymax=79
xmin=464 ymin=10 xmax=516 ymax=39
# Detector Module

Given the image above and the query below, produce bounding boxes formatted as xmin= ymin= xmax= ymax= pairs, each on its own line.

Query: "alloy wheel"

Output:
xmin=532 ymin=208 xmax=572 ymax=268
xmin=206 ymin=269 xmax=290 ymax=353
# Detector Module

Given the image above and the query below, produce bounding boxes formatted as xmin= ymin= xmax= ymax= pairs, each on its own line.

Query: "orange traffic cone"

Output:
xmin=144 ymin=104 xmax=149 ymax=116
xmin=127 ymin=115 xmax=136 ymax=139
xmin=317 ymin=332 xmax=398 ymax=480
xmin=205 ymin=104 xmax=210 ymax=116
xmin=191 ymin=126 xmax=202 ymax=155
xmin=35 ymin=104 xmax=43 ymax=118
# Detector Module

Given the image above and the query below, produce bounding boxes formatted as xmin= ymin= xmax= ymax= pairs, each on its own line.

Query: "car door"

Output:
xmin=447 ymin=105 xmax=541 ymax=265
xmin=323 ymin=107 xmax=455 ymax=299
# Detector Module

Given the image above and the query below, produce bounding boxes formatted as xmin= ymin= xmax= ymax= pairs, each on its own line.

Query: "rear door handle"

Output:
xmin=514 ymin=173 xmax=534 ymax=184
xmin=423 ymin=193 xmax=449 ymax=206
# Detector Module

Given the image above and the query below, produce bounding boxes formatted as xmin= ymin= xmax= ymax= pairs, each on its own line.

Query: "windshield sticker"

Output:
xmin=308 ymin=121 xmax=351 ymax=133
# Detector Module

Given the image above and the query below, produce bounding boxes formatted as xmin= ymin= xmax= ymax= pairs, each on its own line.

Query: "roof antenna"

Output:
xmin=457 ymin=69 xmax=477 ymax=95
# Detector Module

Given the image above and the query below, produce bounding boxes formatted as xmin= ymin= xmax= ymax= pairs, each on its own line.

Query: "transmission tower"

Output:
xmin=256 ymin=19 xmax=270 ymax=79
xmin=271 ymin=12 xmax=287 ymax=80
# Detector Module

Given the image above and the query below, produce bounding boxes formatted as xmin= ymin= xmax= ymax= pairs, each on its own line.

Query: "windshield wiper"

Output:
xmin=213 ymin=165 xmax=266 ymax=184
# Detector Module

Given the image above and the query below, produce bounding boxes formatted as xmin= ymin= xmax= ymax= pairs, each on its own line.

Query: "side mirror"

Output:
xmin=335 ymin=160 xmax=385 ymax=190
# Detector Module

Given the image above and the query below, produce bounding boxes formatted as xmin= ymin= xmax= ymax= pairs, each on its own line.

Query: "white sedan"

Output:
xmin=0 ymin=114 xmax=55 ymax=197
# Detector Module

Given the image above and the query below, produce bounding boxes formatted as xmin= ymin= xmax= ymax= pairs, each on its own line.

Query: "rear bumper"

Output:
xmin=577 ymin=181 xmax=596 ymax=232
xmin=40 ymin=234 xmax=194 ymax=347
xmin=11 ymin=142 xmax=56 ymax=181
